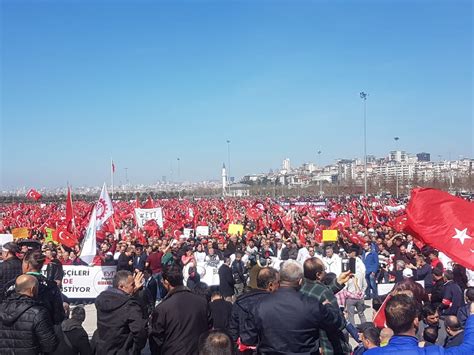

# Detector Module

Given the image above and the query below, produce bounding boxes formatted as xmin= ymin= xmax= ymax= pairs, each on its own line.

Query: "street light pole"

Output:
xmin=177 ymin=158 xmax=180 ymax=181
xmin=360 ymin=92 xmax=368 ymax=196
xmin=226 ymin=140 xmax=231 ymax=193
xmin=394 ymin=137 xmax=399 ymax=198
xmin=317 ymin=150 xmax=322 ymax=196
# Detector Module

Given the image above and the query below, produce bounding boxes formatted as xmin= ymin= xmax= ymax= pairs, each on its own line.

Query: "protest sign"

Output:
xmin=322 ymin=229 xmax=338 ymax=242
xmin=228 ymin=224 xmax=244 ymax=235
xmin=134 ymin=207 xmax=163 ymax=228
xmin=196 ymin=226 xmax=209 ymax=236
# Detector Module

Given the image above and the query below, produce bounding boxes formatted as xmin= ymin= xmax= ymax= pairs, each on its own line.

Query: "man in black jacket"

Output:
xmin=0 ymin=242 xmax=22 ymax=301
xmin=228 ymin=267 xmax=279 ymax=351
xmin=0 ymin=274 xmax=58 ymax=354
xmin=149 ymin=265 xmax=212 ymax=355
xmin=53 ymin=306 xmax=92 ymax=355
xmin=117 ymin=247 xmax=134 ymax=272
xmin=219 ymin=257 xmax=235 ymax=301
xmin=248 ymin=259 xmax=344 ymax=354
xmin=4 ymin=250 xmax=66 ymax=325
xmin=95 ymin=270 xmax=147 ymax=355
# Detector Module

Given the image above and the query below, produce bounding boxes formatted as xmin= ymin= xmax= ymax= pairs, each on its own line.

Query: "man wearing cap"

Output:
xmin=0 ymin=242 xmax=22 ymax=301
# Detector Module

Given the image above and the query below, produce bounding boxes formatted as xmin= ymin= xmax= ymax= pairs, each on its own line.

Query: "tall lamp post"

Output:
xmin=226 ymin=140 xmax=231 ymax=192
xmin=177 ymin=158 xmax=180 ymax=181
xmin=394 ymin=137 xmax=399 ymax=198
xmin=360 ymin=92 xmax=368 ymax=196
xmin=317 ymin=150 xmax=322 ymax=196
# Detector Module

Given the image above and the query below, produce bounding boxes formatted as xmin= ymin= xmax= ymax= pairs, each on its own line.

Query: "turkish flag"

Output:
xmin=373 ymin=295 xmax=390 ymax=328
xmin=330 ymin=215 xmax=351 ymax=229
xmin=281 ymin=213 xmax=293 ymax=231
xmin=26 ymin=189 xmax=42 ymax=201
xmin=53 ymin=225 xmax=78 ymax=248
xmin=302 ymin=215 xmax=316 ymax=231
xmin=406 ymin=188 xmax=474 ymax=270
xmin=390 ymin=214 xmax=408 ymax=233
xmin=143 ymin=196 xmax=154 ymax=209
xmin=246 ymin=208 xmax=262 ymax=221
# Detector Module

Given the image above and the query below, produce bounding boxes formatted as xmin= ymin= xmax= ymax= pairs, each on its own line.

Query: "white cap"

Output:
xmin=402 ymin=268 xmax=413 ymax=278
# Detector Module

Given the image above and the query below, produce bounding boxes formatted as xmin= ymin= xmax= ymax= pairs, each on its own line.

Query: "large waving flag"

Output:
xmin=81 ymin=208 xmax=97 ymax=265
xmin=95 ymin=183 xmax=114 ymax=230
xmin=406 ymin=188 xmax=474 ymax=270
xmin=80 ymin=183 xmax=114 ymax=265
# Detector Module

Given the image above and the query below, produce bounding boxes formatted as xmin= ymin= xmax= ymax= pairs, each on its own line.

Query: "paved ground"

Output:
xmin=79 ymin=299 xmax=374 ymax=353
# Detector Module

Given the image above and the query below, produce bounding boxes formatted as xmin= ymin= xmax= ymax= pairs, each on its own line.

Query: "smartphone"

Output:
xmin=341 ymin=258 xmax=350 ymax=273
xmin=349 ymin=257 xmax=356 ymax=274
xmin=341 ymin=257 xmax=356 ymax=274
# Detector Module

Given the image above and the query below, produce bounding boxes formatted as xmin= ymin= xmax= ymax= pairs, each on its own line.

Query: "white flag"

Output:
xmin=81 ymin=207 xmax=97 ymax=265
xmin=95 ymin=183 xmax=114 ymax=230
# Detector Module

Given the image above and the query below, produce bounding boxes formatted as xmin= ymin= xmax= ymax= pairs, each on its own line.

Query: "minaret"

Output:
xmin=222 ymin=163 xmax=227 ymax=196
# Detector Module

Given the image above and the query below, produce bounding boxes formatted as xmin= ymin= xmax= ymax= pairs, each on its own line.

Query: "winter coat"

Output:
xmin=228 ymin=288 xmax=268 ymax=344
xmin=249 ymin=287 xmax=344 ymax=354
xmin=218 ymin=263 xmax=235 ymax=297
xmin=95 ymin=288 xmax=148 ymax=355
xmin=52 ymin=318 xmax=92 ymax=355
xmin=0 ymin=256 xmax=22 ymax=300
xmin=4 ymin=272 xmax=66 ymax=325
xmin=149 ymin=286 xmax=212 ymax=355
xmin=209 ymin=298 xmax=233 ymax=330
xmin=0 ymin=293 xmax=58 ymax=354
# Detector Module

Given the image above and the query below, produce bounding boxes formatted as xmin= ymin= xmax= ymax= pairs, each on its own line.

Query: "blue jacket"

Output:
xmin=362 ymin=243 xmax=379 ymax=274
xmin=365 ymin=314 xmax=474 ymax=355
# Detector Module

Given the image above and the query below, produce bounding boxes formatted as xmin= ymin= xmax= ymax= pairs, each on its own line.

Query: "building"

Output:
xmin=227 ymin=183 xmax=250 ymax=197
xmin=417 ymin=152 xmax=431 ymax=162
xmin=282 ymin=158 xmax=291 ymax=172
xmin=389 ymin=151 xmax=407 ymax=163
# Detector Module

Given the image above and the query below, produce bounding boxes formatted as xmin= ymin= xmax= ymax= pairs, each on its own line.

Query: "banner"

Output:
xmin=197 ymin=262 xmax=221 ymax=286
xmin=322 ymin=229 xmax=338 ymax=242
xmin=135 ymin=208 xmax=163 ymax=228
xmin=43 ymin=265 xmax=117 ymax=298
xmin=0 ymin=234 xmax=13 ymax=247
xmin=196 ymin=226 xmax=209 ymax=236
xmin=228 ymin=224 xmax=244 ymax=235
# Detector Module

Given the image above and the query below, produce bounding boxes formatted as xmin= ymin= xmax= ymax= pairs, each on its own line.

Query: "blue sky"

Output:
xmin=1 ymin=0 xmax=472 ymax=189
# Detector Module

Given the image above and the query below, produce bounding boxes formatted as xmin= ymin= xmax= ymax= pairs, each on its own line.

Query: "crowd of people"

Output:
xmin=0 ymin=195 xmax=474 ymax=354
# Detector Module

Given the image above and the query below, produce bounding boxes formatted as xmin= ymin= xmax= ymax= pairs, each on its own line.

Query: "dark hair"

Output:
xmin=23 ymin=250 xmax=46 ymax=271
xmin=322 ymin=272 xmax=337 ymax=286
xmin=256 ymin=267 xmax=279 ymax=289
xmin=163 ymin=265 xmax=184 ymax=287
xmin=466 ymin=287 xmax=474 ymax=302
xmin=303 ymin=257 xmax=324 ymax=281
xmin=198 ymin=330 xmax=233 ymax=355
xmin=445 ymin=315 xmax=462 ymax=332
xmin=193 ymin=282 xmax=211 ymax=303
xmin=423 ymin=326 xmax=438 ymax=344
xmin=385 ymin=294 xmax=418 ymax=334
xmin=113 ymin=270 xmax=132 ymax=288
xmin=363 ymin=327 xmax=381 ymax=346
xmin=432 ymin=267 xmax=443 ymax=277
xmin=422 ymin=303 xmax=438 ymax=319
xmin=443 ymin=270 xmax=454 ymax=281
xmin=71 ymin=306 xmax=86 ymax=323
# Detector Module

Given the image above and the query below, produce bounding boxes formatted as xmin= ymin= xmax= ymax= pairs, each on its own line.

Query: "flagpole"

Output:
xmin=111 ymin=158 xmax=114 ymax=200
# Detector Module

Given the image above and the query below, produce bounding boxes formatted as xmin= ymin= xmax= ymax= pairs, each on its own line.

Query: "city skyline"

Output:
xmin=1 ymin=1 xmax=472 ymax=189
xmin=2 ymin=147 xmax=471 ymax=193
